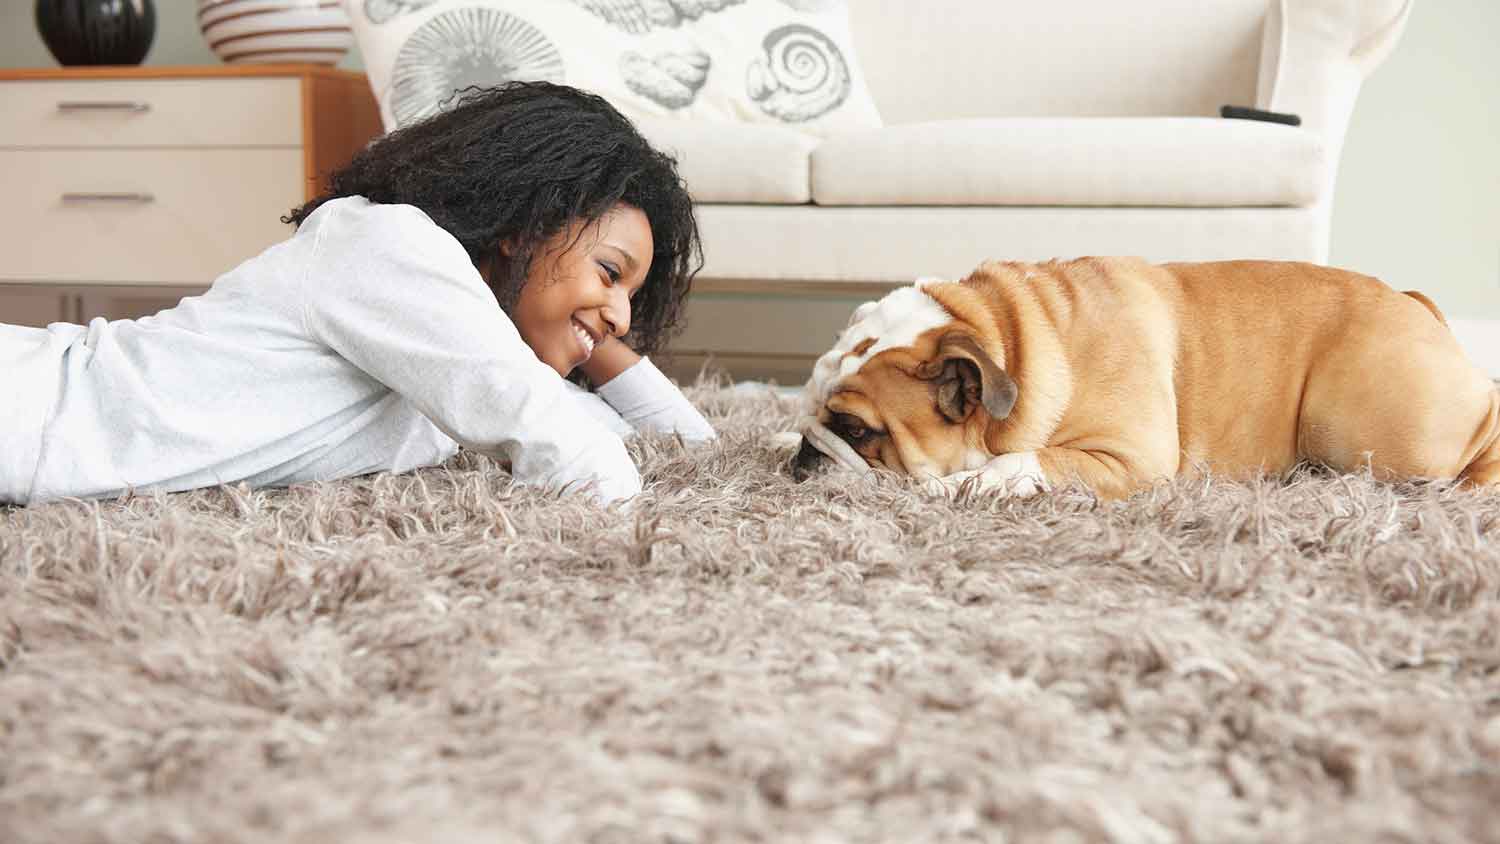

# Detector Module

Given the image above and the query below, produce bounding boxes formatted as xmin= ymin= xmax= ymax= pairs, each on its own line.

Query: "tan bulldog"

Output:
xmin=791 ymin=258 xmax=1500 ymax=499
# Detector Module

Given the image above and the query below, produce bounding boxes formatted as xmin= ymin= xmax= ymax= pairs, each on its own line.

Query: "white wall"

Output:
xmin=3 ymin=0 xmax=1495 ymax=321
xmin=1331 ymin=0 xmax=1500 ymax=320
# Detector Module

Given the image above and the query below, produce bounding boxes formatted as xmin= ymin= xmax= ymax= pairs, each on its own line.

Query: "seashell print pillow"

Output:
xmin=345 ymin=0 xmax=882 ymax=136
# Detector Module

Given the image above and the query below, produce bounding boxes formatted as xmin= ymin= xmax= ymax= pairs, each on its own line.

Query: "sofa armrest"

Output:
xmin=1256 ymin=0 xmax=1413 ymax=144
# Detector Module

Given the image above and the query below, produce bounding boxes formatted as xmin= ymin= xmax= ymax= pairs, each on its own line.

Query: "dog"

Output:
xmin=790 ymin=258 xmax=1500 ymax=499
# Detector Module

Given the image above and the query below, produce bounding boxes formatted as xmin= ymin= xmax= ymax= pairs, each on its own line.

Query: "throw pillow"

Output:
xmin=346 ymin=0 xmax=882 ymax=136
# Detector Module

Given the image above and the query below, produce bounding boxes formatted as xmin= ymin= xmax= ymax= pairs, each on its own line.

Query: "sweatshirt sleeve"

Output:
xmin=594 ymin=357 xmax=717 ymax=442
xmin=297 ymin=199 xmax=641 ymax=504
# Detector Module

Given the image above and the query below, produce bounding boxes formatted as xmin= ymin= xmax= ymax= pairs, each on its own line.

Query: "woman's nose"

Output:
xmin=602 ymin=288 xmax=631 ymax=338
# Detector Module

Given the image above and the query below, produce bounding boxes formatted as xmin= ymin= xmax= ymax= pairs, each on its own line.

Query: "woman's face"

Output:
xmin=508 ymin=203 xmax=653 ymax=376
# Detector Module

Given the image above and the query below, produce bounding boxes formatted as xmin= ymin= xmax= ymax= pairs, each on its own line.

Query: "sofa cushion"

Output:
xmin=849 ymin=0 xmax=1268 ymax=124
xmin=693 ymin=205 xmax=1326 ymax=282
xmin=810 ymin=117 xmax=1327 ymax=208
xmin=635 ymin=119 xmax=818 ymax=204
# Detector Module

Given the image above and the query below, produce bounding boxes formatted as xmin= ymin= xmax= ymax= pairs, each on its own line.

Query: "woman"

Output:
xmin=0 ymin=81 xmax=713 ymax=506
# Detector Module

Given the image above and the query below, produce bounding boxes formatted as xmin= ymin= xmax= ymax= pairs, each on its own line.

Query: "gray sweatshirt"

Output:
xmin=0 ymin=196 xmax=714 ymax=506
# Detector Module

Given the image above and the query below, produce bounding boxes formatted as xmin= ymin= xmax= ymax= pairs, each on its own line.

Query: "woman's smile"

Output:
xmin=572 ymin=317 xmax=598 ymax=362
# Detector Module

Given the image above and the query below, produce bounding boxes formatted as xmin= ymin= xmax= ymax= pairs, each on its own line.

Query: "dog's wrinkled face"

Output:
xmin=791 ymin=281 xmax=1018 ymax=483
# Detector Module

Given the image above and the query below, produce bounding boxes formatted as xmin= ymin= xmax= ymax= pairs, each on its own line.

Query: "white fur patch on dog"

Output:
xmin=846 ymin=300 xmax=879 ymax=327
xmin=766 ymin=431 xmax=804 ymax=451
xmin=801 ymin=284 xmax=953 ymax=419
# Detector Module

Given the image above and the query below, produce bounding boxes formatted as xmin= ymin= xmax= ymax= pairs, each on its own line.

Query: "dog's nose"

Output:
xmin=790 ymin=437 xmax=829 ymax=482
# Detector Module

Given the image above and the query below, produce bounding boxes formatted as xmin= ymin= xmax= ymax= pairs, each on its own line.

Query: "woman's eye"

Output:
xmin=599 ymin=261 xmax=621 ymax=283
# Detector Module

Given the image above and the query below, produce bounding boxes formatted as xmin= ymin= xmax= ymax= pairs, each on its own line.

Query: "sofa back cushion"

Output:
xmin=851 ymin=0 xmax=1268 ymax=123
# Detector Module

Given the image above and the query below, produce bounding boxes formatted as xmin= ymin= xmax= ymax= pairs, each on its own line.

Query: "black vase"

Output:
xmin=35 ymin=0 xmax=157 ymax=66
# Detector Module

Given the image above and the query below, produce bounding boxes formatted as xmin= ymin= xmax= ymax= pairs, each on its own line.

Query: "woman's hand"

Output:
xmin=577 ymin=335 xmax=641 ymax=386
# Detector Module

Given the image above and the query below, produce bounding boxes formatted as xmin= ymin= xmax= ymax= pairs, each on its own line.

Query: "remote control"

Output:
xmin=1220 ymin=105 xmax=1302 ymax=126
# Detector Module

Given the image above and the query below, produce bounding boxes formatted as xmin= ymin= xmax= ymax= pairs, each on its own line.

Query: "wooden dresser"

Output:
xmin=0 ymin=65 xmax=381 ymax=327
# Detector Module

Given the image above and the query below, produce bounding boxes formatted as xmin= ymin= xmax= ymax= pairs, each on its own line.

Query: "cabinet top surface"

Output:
xmin=0 ymin=65 xmax=366 ymax=83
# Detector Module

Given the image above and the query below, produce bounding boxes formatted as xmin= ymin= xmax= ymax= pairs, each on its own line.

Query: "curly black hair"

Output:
xmin=284 ymin=80 xmax=702 ymax=360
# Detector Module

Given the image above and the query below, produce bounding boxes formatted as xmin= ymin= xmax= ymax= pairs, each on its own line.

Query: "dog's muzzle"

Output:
xmin=789 ymin=419 xmax=874 ymax=482
xmin=791 ymin=436 xmax=829 ymax=482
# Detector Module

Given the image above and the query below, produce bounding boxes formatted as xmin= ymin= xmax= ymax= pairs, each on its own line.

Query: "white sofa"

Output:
xmin=648 ymin=0 xmax=1414 ymax=382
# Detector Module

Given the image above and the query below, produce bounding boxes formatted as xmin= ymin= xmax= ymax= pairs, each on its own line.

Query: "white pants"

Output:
xmin=1 ymin=322 xmax=81 ymax=504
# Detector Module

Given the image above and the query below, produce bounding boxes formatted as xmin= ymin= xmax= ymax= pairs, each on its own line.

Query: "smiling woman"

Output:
xmin=287 ymin=82 xmax=701 ymax=365
xmin=0 ymin=81 xmax=715 ymax=508
xmin=503 ymin=204 xmax=652 ymax=380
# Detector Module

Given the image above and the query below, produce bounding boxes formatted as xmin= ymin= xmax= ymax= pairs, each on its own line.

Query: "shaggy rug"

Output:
xmin=2 ymin=378 xmax=1499 ymax=844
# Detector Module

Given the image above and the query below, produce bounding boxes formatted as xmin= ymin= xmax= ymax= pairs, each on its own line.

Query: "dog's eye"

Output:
xmin=831 ymin=412 xmax=879 ymax=443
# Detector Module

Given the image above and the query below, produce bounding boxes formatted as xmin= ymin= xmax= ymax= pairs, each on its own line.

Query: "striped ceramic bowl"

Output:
xmin=197 ymin=0 xmax=353 ymax=65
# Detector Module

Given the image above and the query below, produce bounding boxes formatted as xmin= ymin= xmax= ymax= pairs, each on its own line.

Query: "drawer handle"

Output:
xmin=61 ymin=192 xmax=156 ymax=203
xmin=56 ymin=101 xmax=151 ymax=113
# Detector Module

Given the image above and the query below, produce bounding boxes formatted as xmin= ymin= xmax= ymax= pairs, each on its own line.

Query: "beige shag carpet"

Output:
xmin=3 ymin=378 xmax=1500 ymax=844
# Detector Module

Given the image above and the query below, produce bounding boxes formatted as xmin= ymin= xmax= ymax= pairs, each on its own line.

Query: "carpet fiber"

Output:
xmin=3 ymin=380 xmax=1499 ymax=843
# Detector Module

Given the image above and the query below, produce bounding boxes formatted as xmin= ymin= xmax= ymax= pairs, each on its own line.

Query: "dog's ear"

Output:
xmin=920 ymin=331 xmax=1017 ymax=423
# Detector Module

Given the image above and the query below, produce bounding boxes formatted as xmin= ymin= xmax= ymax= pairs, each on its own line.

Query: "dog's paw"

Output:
xmin=925 ymin=452 xmax=1048 ymax=499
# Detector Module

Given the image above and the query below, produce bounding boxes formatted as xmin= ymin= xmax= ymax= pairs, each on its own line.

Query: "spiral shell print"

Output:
xmin=390 ymin=8 xmax=564 ymax=128
xmin=745 ymin=24 xmax=850 ymax=123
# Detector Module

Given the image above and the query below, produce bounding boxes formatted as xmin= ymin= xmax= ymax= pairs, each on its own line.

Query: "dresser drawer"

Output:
xmin=0 ymin=149 xmax=303 ymax=285
xmin=0 ymin=78 xmax=302 ymax=148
